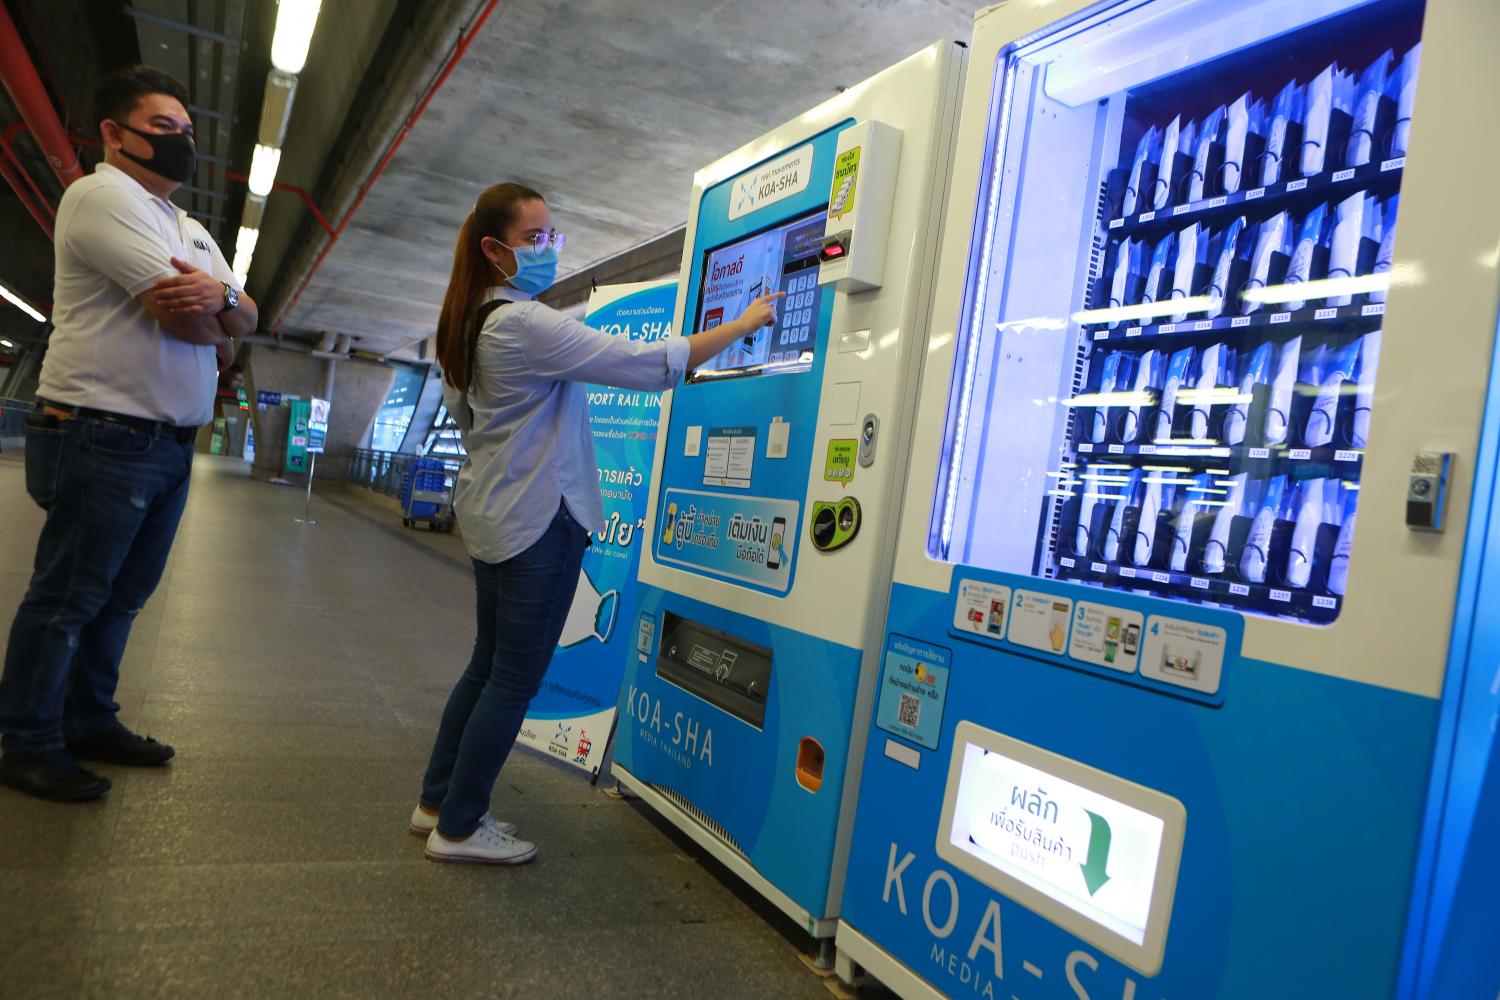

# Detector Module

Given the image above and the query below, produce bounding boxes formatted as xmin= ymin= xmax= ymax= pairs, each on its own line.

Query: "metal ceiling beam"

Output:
xmin=123 ymin=6 xmax=246 ymax=48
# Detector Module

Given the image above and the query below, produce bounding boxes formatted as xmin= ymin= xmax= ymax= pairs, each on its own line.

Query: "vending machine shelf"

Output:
xmin=1083 ymin=301 xmax=1386 ymax=344
xmin=1072 ymin=440 xmax=1364 ymax=470
xmin=1055 ymin=555 xmax=1341 ymax=624
xmin=1106 ymin=159 xmax=1405 ymax=239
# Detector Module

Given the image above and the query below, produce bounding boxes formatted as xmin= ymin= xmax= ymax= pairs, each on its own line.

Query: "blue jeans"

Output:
xmin=421 ymin=504 xmax=589 ymax=838
xmin=0 ymin=412 xmax=194 ymax=755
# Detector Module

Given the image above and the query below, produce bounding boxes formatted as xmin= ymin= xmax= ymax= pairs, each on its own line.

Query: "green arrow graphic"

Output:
xmin=1080 ymin=810 xmax=1112 ymax=896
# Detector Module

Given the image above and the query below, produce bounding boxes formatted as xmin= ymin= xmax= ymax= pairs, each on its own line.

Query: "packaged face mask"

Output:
xmin=1170 ymin=224 xmax=1203 ymax=321
xmin=1391 ymin=43 xmax=1421 ymax=158
xmin=1077 ymin=465 xmax=1102 ymax=557
xmin=1120 ymin=349 xmax=1162 ymax=444
xmin=1206 ymin=217 xmax=1247 ymax=318
xmin=1170 ymin=474 xmax=1212 ymax=572
xmin=1325 ymin=191 xmax=1366 ymax=306
xmin=1285 ymin=478 xmax=1329 ymax=589
xmin=1107 ymin=239 xmax=1135 ymax=327
xmin=1352 ymin=329 xmax=1382 ymax=448
xmin=1187 ymin=107 xmax=1224 ymax=202
xmin=1203 ymin=473 xmax=1248 ymax=575
xmin=1265 ymin=335 xmax=1302 ymax=446
xmin=1263 ymin=82 xmax=1302 ymax=187
xmin=1155 ymin=346 xmax=1196 ymax=442
xmin=1306 ymin=338 xmax=1361 ymax=447
xmin=1153 ymin=116 xmax=1183 ymax=211
xmin=1240 ymin=475 xmax=1289 ymax=584
xmin=1089 ymin=351 xmax=1125 ymax=443
xmin=1283 ymin=205 xmax=1329 ymax=311
xmin=1347 ymin=52 xmax=1393 ymax=167
xmin=1369 ymin=194 xmax=1399 ymax=304
xmin=1222 ymin=94 xmax=1252 ymax=194
xmin=1123 ymin=126 xmax=1161 ymax=217
xmin=1189 ymin=341 xmax=1226 ymax=439
xmin=1242 ymin=212 xmax=1289 ymax=314
xmin=1327 ymin=483 xmax=1359 ymax=595
xmin=1142 ymin=233 xmax=1175 ymax=305
xmin=1133 ymin=473 xmax=1162 ymax=566
xmin=1224 ymin=341 xmax=1273 ymax=446
xmin=557 ymin=568 xmax=620 ymax=648
xmin=1301 ymin=66 xmax=1336 ymax=177
xmin=1103 ymin=469 xmax=1141 ymax=563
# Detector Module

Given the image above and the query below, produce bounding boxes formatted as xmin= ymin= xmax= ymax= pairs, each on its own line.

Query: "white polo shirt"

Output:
xmin=38 ymin=162 xmax=241 ymax=427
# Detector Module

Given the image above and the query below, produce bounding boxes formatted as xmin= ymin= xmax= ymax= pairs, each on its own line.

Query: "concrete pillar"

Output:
xmin=241 ymin=345 xmax=396 ymax=484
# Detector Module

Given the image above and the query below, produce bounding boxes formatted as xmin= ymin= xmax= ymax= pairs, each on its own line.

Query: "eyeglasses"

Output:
xmin=515 ymin=230 xmax=565 ymax=253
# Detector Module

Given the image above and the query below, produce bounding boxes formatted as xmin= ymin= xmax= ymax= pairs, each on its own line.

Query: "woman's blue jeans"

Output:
xmin=420 ymin=504 xmax=588 ymax=838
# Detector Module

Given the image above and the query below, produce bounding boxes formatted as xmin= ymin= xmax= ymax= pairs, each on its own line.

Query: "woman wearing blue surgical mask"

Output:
xmin=412 ymin=182 xmax=781 ymax=865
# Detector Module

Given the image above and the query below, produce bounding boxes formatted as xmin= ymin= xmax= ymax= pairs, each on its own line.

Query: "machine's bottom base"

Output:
xmin=835 ymin=923 xmax=944 ymax=1000
xmin=613 ymin=764 xmax=838 ymax=939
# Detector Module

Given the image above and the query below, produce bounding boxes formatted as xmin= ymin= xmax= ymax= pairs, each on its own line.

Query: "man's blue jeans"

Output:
xmin=421 ymin=504 xmax=589 ymax=839
xmin=0 ymin=412 xmax=194 ymax=755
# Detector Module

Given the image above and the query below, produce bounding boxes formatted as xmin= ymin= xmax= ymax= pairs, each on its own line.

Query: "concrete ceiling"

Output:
xmin=266 ymin=0 xmax=976 ymax=355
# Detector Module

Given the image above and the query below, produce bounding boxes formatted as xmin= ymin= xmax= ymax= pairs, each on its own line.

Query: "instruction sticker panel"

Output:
xmin=1139 ymin=617 xmax=1227 ymax=695
xmin=875 ymin=634 xmax=951 ymax=751
xmin=953 ymin=578 xmax=1012 ymax=640
xmin=704 ymin=426 xmax=757 ymax=489
xmin=1069 ymin=602 xmax=1143 ymax=674
xmin=1008 ymin=590 xmax=1073 ymax=656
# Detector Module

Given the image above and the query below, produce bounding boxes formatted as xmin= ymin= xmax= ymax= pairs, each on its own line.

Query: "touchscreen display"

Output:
xmin=688 ymin=209 xmax=827 ymax=382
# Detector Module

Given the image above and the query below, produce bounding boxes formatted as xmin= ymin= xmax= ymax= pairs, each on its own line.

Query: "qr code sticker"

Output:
xmin=898 ymin=694 xmax=921 ymax=729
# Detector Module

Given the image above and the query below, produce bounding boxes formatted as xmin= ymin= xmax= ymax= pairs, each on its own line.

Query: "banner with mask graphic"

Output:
xmin=514 ymin=280 xmax=676 ymax=775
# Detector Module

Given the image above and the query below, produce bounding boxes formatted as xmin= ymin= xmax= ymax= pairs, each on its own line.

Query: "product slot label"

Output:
xmin=1091 ymin=562 xmax=1107 ymax=574
xmin=1190 ymin=577 xmax=1210 ymax=590
xmin=1008 ymin=590 xmax=1073 ymax=656
xmin=1315 ymin=308 xmax=1338 ymax=320
xmin=1249 ymin=448 xmax=1271 ymax=459
xmin=1159 ymin=323 xmax=1177 ymax=333
xmin=1194 ymin=320 xmax=1212 ymax=331
xmin=1270 ymin=589 xmax=1292 ymax=603
xmin=1382 ymin=157 xmax=1405 ymax=171
xmin=1139 ymin=211 xmax=1156 ymax=222
xmin=1271 ymin=313 xmax=1292 ymax=325
xmin=1313 ymin=595 xmax=1338 ymax=610
xmin=1230 ymin=583 xmax=1251 ymax=596
xmin=1246 ymin=188 xmax=1266 ymax=200
xmin=1287 ymin=179 xmax=1309 ymax=191
xmin=1108 ymin=444 xmax=1125 ymax=454
xmin=1153 ymin=571 xmax=1171 ymax=584
xmin=1290 ymin=449 xmax=1312 ymax=461
xmin=1126 ymin=327 xmax=1143 ymax=338
xmin=1333 ymin=168 xmax=1356 ymax=182
xmin=1138 ymin=444 xmax=1157 ymax=455
xmin=1363 ymin=303 xmax=1386 ymax=316
xmin=1110 ymin=218 xmax=1125 ymax=230
xmin=1119 ymin=567 xmax=1137 ymax=578
xmin=1060 ymin=557 xmax=1076 ymax=568
xmin=1209 ymin=196 xmax=1228 ymax=208
xmin=1335 ymin=450 xmax=1361 ymax=463
xmin=1094 ymin=330 xmax=1109 ymax=341
xmin=1078 ymin=442 xmax=1095 ymax=453
xmin=1173 ymin=205 xmax=1189 ymax=216
xmin=1231 ymin=316 xmax=1251 ymax=327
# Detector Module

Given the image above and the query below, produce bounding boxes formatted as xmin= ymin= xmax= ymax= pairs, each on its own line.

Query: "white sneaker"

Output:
xmin=425 ymin=816 xmax=537 ymax=865
xmin=409 ymin=804 xmax=515 ymax=837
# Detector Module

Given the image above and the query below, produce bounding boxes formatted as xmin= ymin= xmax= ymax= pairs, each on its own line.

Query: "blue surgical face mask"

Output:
xmin=493 ymin=243 xmax=559 ymax=295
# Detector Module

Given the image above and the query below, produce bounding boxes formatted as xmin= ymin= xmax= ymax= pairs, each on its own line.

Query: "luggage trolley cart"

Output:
xmin=400 ymin=457 xmax=456 ymax=532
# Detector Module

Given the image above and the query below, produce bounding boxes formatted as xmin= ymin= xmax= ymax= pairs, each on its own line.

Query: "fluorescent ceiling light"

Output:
xmin=1062 ymin=390 xmax=1157 ymax=408
xmin=259 ymin=71 xmax=299 ymax=147
xmin=0 ymin=281 xmax=45 ymax=323
xmin=271 ymin=0 xmax=322 ymax=74
xmin=236 ymin=227 xmax=260 ymax=257
xmin=1241 ymin=274 xmax=1388 ymax=305
xmin=1072 ymin=295 xmax=1215 ymax=326
xmin=0 ymin=338 xmax=13 ymax=348
xmin=232 ymin=250 xmax=253 ymax=278
xmin=248 ymin=145 xmax=282 ymax=197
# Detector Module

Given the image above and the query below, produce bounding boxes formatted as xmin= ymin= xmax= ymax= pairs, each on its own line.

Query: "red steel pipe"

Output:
xmin=273 ymin=0 xmax=504 ymax=332
xmin=0 ymin=1 xmax=83 ymax=186
xmin=0 ymin=147 xmax=52 ymax=238
xmin=225 ymin=170 xmax=334 ymax=237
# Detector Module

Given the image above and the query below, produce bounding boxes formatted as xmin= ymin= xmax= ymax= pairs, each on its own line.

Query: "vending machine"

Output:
xmin=833 ymin=0 xmax=1500 ymax=997
xmin=611 ymin=42 xmax=967 ymax=941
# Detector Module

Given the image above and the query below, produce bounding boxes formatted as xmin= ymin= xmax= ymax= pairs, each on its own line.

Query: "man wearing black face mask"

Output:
xmin=0 ymin=66 xmax=258 ymax=802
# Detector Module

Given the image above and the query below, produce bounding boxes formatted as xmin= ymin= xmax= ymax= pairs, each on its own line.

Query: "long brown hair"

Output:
xmin=436 ymin=182 xmax=544 ymax=389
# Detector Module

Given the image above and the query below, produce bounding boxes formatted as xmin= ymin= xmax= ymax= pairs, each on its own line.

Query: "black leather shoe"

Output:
xmin=0 ymin=751 xmax=112 ymax=802
xmin=67 ymin=727 xmax=175 ymax=767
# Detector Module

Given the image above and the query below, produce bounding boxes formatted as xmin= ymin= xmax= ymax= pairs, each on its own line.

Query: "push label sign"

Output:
xmin=825 ymin=438 xmax=857 ymax=485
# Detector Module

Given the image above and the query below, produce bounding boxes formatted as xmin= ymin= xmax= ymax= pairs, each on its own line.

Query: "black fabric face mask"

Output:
xmin=112 ymin=121 xmax=197 ymax=184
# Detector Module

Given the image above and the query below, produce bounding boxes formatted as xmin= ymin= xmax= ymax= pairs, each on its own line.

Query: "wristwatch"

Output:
xmin=221 ymin=282 xmax=240 ymax=312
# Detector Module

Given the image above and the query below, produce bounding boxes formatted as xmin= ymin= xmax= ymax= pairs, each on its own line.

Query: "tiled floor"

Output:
xmin=0 ymin=453 xmax=840 ymax=998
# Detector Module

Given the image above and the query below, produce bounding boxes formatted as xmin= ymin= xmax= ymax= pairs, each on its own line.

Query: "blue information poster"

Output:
xmin=514 ymin=280 xmax=676 ymax=775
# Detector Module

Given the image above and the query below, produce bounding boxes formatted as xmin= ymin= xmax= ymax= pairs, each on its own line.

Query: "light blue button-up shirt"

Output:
xmin=443 ymin=288 xmax=691 ymax=564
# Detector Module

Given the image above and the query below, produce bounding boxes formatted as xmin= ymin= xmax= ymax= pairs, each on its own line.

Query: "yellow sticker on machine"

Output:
xmin=829 ymin=146 xmax=861 ymax=220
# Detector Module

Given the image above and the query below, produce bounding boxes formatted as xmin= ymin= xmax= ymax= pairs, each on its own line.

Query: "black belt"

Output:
xmin=35 ymin=399 xmax=199 ymax=444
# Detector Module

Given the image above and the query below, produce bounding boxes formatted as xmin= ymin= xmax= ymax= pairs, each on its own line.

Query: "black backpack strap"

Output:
xmin=474 ymin=298 xmax=512 ymax=332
